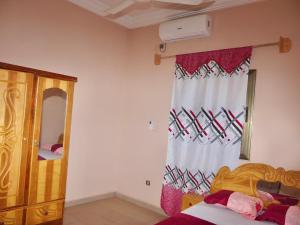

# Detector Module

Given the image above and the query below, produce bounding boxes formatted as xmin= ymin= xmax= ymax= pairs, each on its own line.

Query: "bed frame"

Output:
xmin=182 ymin=163 xmax=300 ymax=210
xmin=211 ymin=163 xmax=300 ymax=196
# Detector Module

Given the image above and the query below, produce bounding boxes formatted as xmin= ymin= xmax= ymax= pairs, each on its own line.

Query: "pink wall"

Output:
xmin=117 ymin=0 xmax=300 ymax=207
xmin=0 ymin=0 xmax=129 ymax=201
xmin=0 ymin=0 xmax=299 ymax=210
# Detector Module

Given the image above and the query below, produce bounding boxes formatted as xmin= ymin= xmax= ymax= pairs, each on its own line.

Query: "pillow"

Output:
xmin=257 ymin=190 xmax=275 ymax=202
xmin=51 ymin=144 xmax=63 ymax=152
xmin=53 ymin=147 xmax=63 ymax=155
xmin=257 ymin=190 xmax=283 ymax=208
xmin=257 ymin=180 xmax=281 ymax=194
xmin=227 ymin=192 xmax=263 ymax=220
xmin=257 ymin=204 xmax=300 ymax=225
xmin=204 ymin=190 xmax=263 ymax=220
xmin=41 ymin=144 xmax=52 ymax=151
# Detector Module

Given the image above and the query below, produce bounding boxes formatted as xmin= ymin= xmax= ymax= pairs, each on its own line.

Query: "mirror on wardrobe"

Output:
xmin=38 ymin=88 xmax=67 ymax=161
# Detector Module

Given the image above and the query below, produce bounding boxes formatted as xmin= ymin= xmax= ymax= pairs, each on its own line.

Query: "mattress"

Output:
xmin=183 ymin=202 xmax=276 ymax=225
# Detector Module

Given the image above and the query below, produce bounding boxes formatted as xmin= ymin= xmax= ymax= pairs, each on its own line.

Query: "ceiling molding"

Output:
xmin=116 ymin=8 xmax=186 ymax=29
xmin=68 ymin=0 xmax=110 ymax=16
xmin=169 ymin=0 xmax=262 ymax=19
xmin=68 ymin=0 xmax=261 ymax=29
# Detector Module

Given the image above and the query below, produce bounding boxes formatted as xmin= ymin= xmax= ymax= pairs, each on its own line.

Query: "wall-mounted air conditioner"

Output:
xmin=159 ymin=14 xmax=212 ymax=42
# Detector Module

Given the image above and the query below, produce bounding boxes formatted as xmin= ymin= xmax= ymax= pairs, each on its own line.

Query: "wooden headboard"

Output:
xmin=211 ymin=163 xmax=300 ymax=196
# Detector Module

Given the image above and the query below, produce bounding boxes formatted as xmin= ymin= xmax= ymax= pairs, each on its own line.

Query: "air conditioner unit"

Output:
xmin=159 ymin=14 xmax=212 ymax=42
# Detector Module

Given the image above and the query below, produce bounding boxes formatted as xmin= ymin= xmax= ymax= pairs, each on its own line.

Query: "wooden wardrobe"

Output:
xmin=0 ymin=62 xmax=77 ymax=225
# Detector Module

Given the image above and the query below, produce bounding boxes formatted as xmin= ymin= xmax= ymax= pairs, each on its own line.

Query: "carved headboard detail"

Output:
xmin=211 ymin=163 xmax=300 ymax=196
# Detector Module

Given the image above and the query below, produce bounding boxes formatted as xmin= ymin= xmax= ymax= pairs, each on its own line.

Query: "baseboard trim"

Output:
xmin=65 ymin=192 xmax=116 ymax=207
xmin=115 ymin=193 xmax=166 ymax=216
xmin=65 ymin=192 xmax=166 ymax=217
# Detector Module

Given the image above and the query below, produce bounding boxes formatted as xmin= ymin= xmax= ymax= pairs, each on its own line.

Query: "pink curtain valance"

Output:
xmin=176 ymin=46 xmax=252 ymax=75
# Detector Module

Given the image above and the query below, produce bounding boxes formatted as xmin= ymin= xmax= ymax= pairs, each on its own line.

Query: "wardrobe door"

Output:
xmin=28 ymin=77 xmax=74 ymax=204
xmin=0 ymin=69 xmax=33 ymax=209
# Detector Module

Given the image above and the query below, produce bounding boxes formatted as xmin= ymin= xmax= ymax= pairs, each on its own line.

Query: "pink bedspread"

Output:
xmin=155 ymin=213 xmax=216 ymax=225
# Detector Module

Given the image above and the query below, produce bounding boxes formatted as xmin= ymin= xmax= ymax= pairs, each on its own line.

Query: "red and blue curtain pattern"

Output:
xmin=161 ymin=47 xmax=253 ymax=216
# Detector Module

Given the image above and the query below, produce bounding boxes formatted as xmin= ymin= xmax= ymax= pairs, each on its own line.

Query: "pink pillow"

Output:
xmin=227 ymin=192 xmax=263 ymax=220
xmin=257 ymin=190 xmax=275 ymax=202
xmin=204 ymin=190 xmax=263 ymax=220
xmin=54 ymin=147 xmax=63 ymax=155
xmin=41 ymin=144 xmax=52 ymax=151
xmin=51 ymin=144 xmax=63 ymax=152
xmin=257 ymin=204 xmax=300 ymax=225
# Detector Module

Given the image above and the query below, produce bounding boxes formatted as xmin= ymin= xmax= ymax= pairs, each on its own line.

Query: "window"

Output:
xmin=240 ymin=69 xmax=256 ymax=160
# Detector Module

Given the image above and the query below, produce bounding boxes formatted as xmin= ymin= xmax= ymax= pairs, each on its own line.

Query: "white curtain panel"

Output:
xmin=161 ymin=47 xmax=252 ymax=216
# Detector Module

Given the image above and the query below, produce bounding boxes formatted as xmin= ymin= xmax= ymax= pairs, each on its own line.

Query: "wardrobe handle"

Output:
xmin=34 ymin=140 xmax=39 ymax=147
xmin=43 ymin=210 xmax=49 ymax=216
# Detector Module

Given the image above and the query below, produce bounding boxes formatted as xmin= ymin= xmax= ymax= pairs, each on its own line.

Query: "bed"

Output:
xmin=38 ymin=149 xmax=63 ymax=160
xmin=38 ymin=143 xmax=64 ymax=160
xmin=156 ymin=163 xmax=300 ymax=225
xmin=182 ymin=201 xmax=276 ymax=225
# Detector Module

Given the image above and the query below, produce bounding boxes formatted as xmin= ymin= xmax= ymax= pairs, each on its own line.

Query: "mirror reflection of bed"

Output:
xmin=38 ymin=88 xmax=67 ymax=161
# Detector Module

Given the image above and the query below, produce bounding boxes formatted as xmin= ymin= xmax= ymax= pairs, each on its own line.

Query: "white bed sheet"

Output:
xmin=39 ymin=149 xmax=62 ymax=160
xmin=183 ymin=202 xmax=276 ymax=225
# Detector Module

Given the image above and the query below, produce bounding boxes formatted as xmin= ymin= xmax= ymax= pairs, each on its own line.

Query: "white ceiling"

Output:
xmin=68 ymin=0 xmax=260 ymax=29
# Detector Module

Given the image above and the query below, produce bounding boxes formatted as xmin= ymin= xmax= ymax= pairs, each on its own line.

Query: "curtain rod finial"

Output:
xmin=279 ymin=36 xmax=292 ymax=53
xmin=154 ymin=54 xmax=161 ymax=65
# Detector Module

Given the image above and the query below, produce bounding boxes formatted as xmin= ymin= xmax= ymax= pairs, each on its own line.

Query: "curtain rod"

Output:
xmin=154 ymin=36 xmax=291 ymax=65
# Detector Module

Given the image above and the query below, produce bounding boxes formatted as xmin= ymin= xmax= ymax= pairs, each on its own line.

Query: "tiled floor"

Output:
xmin=63 ymin=197 xmax=166 ymax=225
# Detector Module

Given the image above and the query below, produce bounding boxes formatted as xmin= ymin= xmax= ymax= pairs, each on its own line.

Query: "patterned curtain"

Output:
xmin=161 ymin=47 xmax=253 ymax=216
